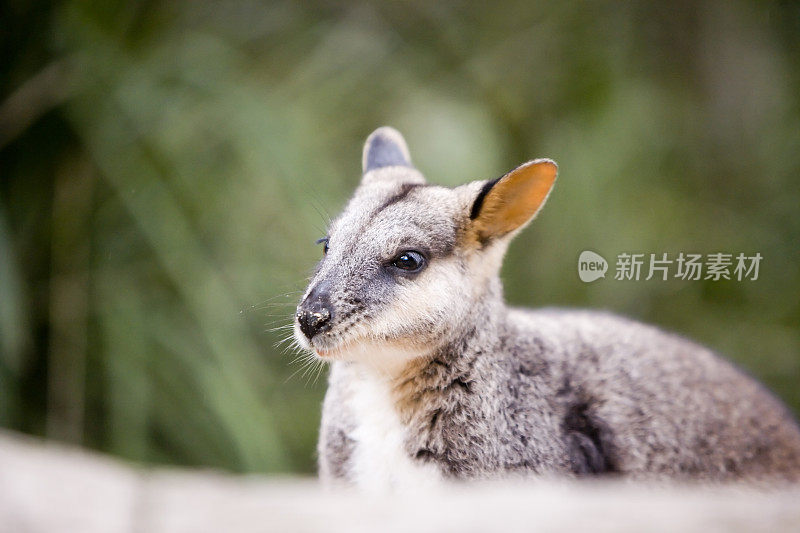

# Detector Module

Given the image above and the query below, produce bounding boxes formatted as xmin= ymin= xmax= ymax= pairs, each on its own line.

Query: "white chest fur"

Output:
xmin=346 ymin=369 xmax=442 ymax=490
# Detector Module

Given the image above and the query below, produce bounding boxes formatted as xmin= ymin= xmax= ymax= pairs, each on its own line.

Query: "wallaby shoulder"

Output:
xmin=505 ymin=307 xmax=800 ymax=481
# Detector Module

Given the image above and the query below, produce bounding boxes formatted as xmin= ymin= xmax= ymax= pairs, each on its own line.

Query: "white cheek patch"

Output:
xmin=372 ymin=257 xmax=469 ymax=342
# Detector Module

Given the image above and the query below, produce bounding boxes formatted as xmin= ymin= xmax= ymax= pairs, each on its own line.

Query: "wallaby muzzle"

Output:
xmin=296 ymin=280 xmax=334 ymax=340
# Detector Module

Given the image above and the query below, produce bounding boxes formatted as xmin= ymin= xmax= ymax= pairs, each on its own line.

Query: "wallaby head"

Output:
xmin=294 ymin=127 xmax=557 ymax=372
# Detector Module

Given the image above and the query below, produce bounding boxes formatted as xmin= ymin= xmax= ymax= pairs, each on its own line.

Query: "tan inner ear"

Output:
xmin=472 ymin=159 xmax=557 ymax=242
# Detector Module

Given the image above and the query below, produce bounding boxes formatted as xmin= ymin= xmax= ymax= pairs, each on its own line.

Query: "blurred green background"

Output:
xmin=1 ymin=0 xmax=799 ymax=474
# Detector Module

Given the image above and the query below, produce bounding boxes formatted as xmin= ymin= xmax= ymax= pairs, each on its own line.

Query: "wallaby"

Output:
xmin=293 ymin=126 xmax=800 ymax=489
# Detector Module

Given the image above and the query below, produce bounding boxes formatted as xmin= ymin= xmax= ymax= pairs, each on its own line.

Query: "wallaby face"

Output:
xmin=297 ymin=127 xmax=800 ymax=489
xmin=294 ymin=127 xmax=556 ymax=373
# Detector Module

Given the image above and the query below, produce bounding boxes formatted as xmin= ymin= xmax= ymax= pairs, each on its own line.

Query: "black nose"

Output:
xmin=296 ymin=282 xmax=333 ymax=340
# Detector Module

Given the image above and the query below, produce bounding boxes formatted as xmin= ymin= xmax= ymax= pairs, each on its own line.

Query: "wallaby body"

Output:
xmin=294 ymin=127 xmax=800 ymax=488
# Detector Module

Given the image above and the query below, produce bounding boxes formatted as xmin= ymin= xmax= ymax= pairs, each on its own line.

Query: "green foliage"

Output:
xmin=1 ymin=0 xmax=799 ymax=473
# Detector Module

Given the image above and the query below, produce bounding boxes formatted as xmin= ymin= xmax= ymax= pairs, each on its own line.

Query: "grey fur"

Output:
xmin=296 ymin=126 xmax=800 ymax=486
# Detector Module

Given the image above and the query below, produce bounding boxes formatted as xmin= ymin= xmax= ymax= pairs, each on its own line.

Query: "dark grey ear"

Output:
xmin=362 ymin=127 xmax=413 ymax=173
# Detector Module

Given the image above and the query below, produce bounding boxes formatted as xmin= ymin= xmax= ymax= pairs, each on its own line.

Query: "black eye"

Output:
xmin=391 ymin=250 xmax=426 ymax=272
xmin=316 ymin=237 xmax=329 ymax=255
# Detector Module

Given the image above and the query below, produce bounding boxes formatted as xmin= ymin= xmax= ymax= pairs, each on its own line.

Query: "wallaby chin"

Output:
xmin=300 ymin=127 xmax=800 ymax=490
xmin=305 ymin=334 xmax=431 ymax=378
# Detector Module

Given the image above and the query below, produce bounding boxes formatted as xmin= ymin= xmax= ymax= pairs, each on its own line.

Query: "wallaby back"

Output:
xmin=294 ymin=127 xmax=800 ymax=489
